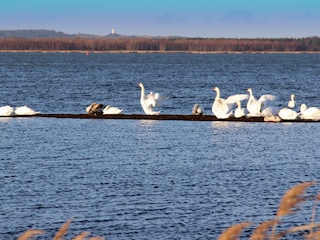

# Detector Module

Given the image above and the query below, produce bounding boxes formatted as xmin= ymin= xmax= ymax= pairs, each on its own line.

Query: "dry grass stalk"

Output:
xmin=273 ymin=223 xmax=320 ymax=239
xmin=306 ymin=231 xmax=320 ymax=239
xmin=71 ymin=231 xmax=90 ymax=240
xmin=53 ymin=218 xmax=73 ymax=240
xmin=276 ymin=182 xmax=315 ymax=218
xmin=17 ymin=229 xmax=45 ymax=240
xmin=249 ymin=220 xmax=279 ymax=240
xmin=270 ymin=182 xmax=315 ymax=240
xmin=309 ymin=192 xmax=320 ymax=236
xmin=89 ymin=237 xmax=105 ymax=240
xmin=304 ymin=223 xmax=320 ymax=240
xmin=218 ymin=222 xmax=252 ymax=240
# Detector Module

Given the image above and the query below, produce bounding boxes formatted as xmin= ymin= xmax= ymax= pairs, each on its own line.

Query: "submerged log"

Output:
xmin=37 ymin=114 xmax=261 ymax=121
xmin=5 ymin=113 xmax=319 ymax=122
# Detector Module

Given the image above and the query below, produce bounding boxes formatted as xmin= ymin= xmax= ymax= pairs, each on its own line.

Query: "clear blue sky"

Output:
xmin=1 ymin=0 xmax=319 ymax=38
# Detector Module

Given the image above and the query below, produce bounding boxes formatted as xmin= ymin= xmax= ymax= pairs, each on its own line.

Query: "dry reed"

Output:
xmin=218 ymin=222 xmax=252 ymax=240
xmin=53 ymin=218 xmax=73 ymax=240
xmin=17 ymin=229 xmax=45 ymax=240
xmin=270 ymin=181 xmax=316 ymax=239
xmin=218 ymin=181 xmax=320 ymax=240
xmin=19 ymin=218 xmax=105 ymax=240
xmin=87 ymin=237 xmax=105 ymax=240
xmin=249 ymin=220 xmax=279 ymax=240
xmin=71 ymin=231 xmax=90 ymax=240
xmin=274 ymin=223 xmax=320 ymax=239
xmin=16 ymin=181 xmax=320 ymax=239
xmin=276 ymin=182 xmax=315 ymax=218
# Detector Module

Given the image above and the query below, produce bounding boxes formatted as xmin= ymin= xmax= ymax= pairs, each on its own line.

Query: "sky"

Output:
xmin=1 ymin=0 xmax=320 ymax=38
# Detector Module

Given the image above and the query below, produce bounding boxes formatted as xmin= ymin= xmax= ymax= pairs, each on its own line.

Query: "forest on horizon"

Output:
xmin=1 ymin=36 xmax=320 ymax=52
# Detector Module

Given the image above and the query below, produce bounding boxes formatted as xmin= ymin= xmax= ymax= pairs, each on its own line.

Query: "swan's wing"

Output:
xmin=144 ymin=93 xmax=156 ymax=107
xmin=153 ymin=92 xmax=166 ymax=106
xmin=213 ymin=98 xmax=229 ymax=114
xmin=279 ymin=108 xmax=299 ymax=120
xmin=288 ymin=100 xmax=295 ymax=108
xmin=146 ymin=92 xmax=165 ymax=107
xmin=103 ymin=106 xmax=123 ymax=114
xmin=303 ymin=107 xmax=320 ymax=116
xmin=258 ymin=94 xmax=276 ymax=103
xmin=0 ymin=106 xmax=14 ymax=116
xmin=15 ymin=106 xmax=40 ymax=115
xmin=261 ymin=106 xmax=279 ymax=117
xmin=226 ymin=94 xmax=249 ymax=104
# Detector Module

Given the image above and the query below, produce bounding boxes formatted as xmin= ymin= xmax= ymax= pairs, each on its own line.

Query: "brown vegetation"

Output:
xmin=18 ymin=218 xmax=104 ymax=240
xmin=1 ymin=37 xmax=320 ymax=52
xmin=17 ymin=181 xmax=320 ymax=239
xmin=218 ymin=181 xmax=320 ymax=239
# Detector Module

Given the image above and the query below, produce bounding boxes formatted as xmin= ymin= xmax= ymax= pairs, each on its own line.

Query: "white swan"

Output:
xmin=0 ymin=105 xmax=14 ymax=116
xmin=103 ymin=105 xmax=123 ymax=114
xmin=288 ymin=94 xmax=295 ymax=108
xmin=138 ymin=82 xmax=165 ymax=115
xmin=246 ymin=88 xmax=276 ymax=116
xmin=300 ymin=104 xmax=320 ymax=120
xmin=15 ymin=106 xmax=40 ymax=116
xmin=278 ymin=107 xmax=300 ymax=120
xmin=192 ymin=104 xmax=203 ymax=115
xmin=212 ymin=87 xmax=248 ymax=119
xmin=86 ymin=102 xmax=104 ymax=115
xmin=234 ymin=101 xmax=246 ymax=118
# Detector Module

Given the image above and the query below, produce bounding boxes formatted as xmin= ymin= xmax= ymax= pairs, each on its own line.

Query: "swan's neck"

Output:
xmin=215 ymin=89 xmax=220 ymax=99
xmin=300 ymin=104 xmax=307 ymax=112
xmin=291 ymin=95 xmax=295 ymax=104
xmin=140 ymin=85 xmax=145 ymax=99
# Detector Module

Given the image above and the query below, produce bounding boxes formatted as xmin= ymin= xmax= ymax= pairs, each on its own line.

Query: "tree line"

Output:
xmin=1 ymin=37 xmax=320 ymax=52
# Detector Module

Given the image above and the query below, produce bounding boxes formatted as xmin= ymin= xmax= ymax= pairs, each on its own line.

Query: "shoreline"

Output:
xmin=1 ymin=50 xmax=320 ymax=54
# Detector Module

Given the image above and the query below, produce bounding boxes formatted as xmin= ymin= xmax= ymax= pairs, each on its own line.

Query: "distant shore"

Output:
xmin=1 ymin=50 xmax=319 ymax=54
xmin=1 ymin=36 xmax=320 ymax=52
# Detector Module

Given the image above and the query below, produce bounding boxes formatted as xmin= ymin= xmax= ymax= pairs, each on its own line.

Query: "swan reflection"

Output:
xmin=211 ymin=121 xmax=245 ymax=129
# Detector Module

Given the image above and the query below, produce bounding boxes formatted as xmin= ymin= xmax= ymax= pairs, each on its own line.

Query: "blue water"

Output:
xmin=0 ymin=53 xmax=320 ymax=239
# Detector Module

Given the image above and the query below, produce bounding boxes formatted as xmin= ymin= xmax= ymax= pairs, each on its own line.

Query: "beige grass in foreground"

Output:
xmin=17 ymin=229 xmax=45 ymax=240
xmin=218 ymin=181 xmax=319 ymax=240
xmin=218 ymin=222 xmax=252 ymax=240
xmin=19 ymin=218 xmax=104 ymax=240
xmin=17 ymin=181 xmax=319 ymax=240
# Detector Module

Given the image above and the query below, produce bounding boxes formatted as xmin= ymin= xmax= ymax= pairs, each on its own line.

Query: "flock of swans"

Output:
xmin=209 ymin=87 xmax=320 ymax=121
xmin=1 ymin=82 xmax=319 ymax=121
xmin=85 ymin=82 xmax=320 ymax=121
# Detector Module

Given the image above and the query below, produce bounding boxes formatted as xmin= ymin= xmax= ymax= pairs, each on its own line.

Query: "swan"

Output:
xmin=260 ymin=106 xmax=279 ymax=117
xmin=288 ymin=94 xmax=295 ymax=108
xmin=15 ymin=106 xmax=40 ymax=116
xmin=264 ymin=115 xmax=281 ymax=122
xmin=234 ymin=101 xmax=246 ymax=118
xmin=138 ymin=82 xmax=165 ymax=115
xmin=0 ymin=105 xmax=14 ymax=116
xmin=103 ymin=105 xmax=123 ymax=114
xmin=192 ymin=104 xmax=203 ymax=115
xmin=300 ymin=104 xmax=320 ymax=120
xmin=86 ymin=102 xmax=104 ymax=115
xmin=246 ymin=88 xmax=276 ymax=116
xmin=278 ymin=107 xmax=300 ymax=120
xmin=212 ymin=87 xmax=248 ymax=119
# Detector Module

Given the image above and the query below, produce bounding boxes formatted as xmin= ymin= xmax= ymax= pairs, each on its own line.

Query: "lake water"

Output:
xmin=0 ymin=52 xmax=320 ymax=239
